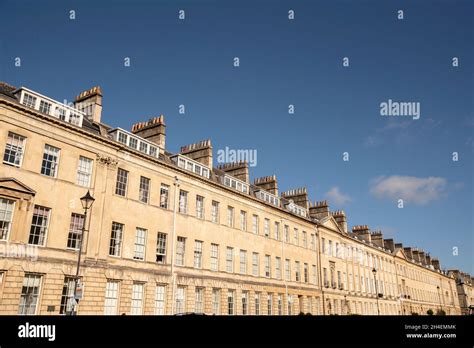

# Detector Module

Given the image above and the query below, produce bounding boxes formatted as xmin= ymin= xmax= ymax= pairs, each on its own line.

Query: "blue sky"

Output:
xmin=1 ymin=0 xmax=472 ymax=273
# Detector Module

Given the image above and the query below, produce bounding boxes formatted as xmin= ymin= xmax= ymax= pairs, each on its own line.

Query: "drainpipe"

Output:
xmin=280 ymin=219 xmax=289 ymax=315
xmin=316 ymin=226 xmax=326 ymax=315
xmin=170 ymin=176 xmax=180 ymax=315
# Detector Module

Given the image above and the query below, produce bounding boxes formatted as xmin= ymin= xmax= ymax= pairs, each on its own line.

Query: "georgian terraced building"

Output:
xmin=0 ymin=82 xmax=467 ymax=316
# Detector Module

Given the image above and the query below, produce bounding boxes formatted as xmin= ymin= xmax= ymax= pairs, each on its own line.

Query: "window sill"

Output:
xmin=2 ymin=161 xmax=21 ymax=168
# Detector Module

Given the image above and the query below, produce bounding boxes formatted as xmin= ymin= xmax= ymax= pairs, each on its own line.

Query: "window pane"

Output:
xmin=3 ymin=132 xmax=26 ymax=166
xmin=133 ymin=228 xmax=147 ymax=260
xmin=67 ymin=213 xmax=85 ymax=249
xmin=115 ymin=168 xmax=129 ymax=196
xmin=131 ymin=283 xmax=144 ymax=315
xmin=139 ymin=176 xmax=150 ymax=203
xmin=109 ymin=222 xmax=124 ymax=256
xmin=40 ymin=145 xmax=60 ymax=177
xmin=28 ymin=205 xmax=51 ymax=246
xmin=160 ymin=184 xmax=169 ymax=209
xmin=18 ymin=274 xmax=42 ymax=315
xmin=155 ymin=285 xmax=166 ymax=315
xmin=104 ymin=281 xmax=119 ymax=315
xmin=156 ymin=232 xmax=167 ymax=263
xmin=76 ymin=156 xmax=93 ymax=187
xmin=59 ymin=276 xmax=76 ymax=314
xmin=0 ymin=198 xmax=15 ymax=240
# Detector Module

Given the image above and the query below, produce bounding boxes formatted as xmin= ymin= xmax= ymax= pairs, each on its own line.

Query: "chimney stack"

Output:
xmin=351 ymin=225 xmax=371 ymax=243
xmin=131 ymin=116 xmax=166 ymax=150
xmin=180 ymin=139 xmax=213 ymax=168
xmin=254 ymin=175 xmax=278 ymax=196
xmin=309 ymin=200 xmax=330 ymax=220
xmin=418 ymin=251 xmax=426 ymax=265
xmin=282 ymin=188 xmax=309 ymax=210
xmin=412 ymin=249 xmax=421 ymax=263
xmin=371 ymin=231 xmax=384 ymax=248
xmin=403 ymin=247 xmax=414 ymax=260
xmin=217 ymin=161 xmax=249 ymax=183
xmin=384 ymin=239 xmax=395 ymax=252
xmin=425 ymin=254 xmax=432 ymax=266
xmin=431 ymin=258 xmax=441 ymax=271
xmin=331 ymin=210 xmax=348 ymax=233
xmin=74 ymin=86 xmax=103 ymax=123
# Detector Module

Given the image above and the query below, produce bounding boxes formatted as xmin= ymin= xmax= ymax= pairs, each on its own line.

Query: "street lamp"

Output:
xmin=372 ymin=268 xmax=380 ymax=315
xmin=70 ymin=190 xmax=95 ymax=315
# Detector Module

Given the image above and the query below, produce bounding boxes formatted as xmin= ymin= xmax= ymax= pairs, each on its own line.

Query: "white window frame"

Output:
xmin=130 ymin=283 xmax=144 ymax=315
xmin=179 ymin=190 xmax=188 ymax=214
xmin=156 ymin=232 xmax=167 ymax=263
xmin=176 ymin=237 xmax=186 ymax=266
xmin=194 ymin=240 xmax=203 ymax=268
xmin=265 ymin=255 xmax=271 ymax=278
xmin=109 ymin=222 xmax=124 ymax=257
xmin=104 ymin=280 xmax=120 ymax=315
xmin=139 ymin=176 xmax=151 ymax=204
xmin=176 ymin=286 xmax=186 ymax=314
xmin=226 ymin=247 xmax=234 ymax=273
xmin=227 ymin=206 xmax=234 ymax=227
xmin=154 ymin=285 xmax=166 ymax=315
xmin=240 ymin=210 xmax=247 ymax=231
xmin=160 ymin=184 xmax=170 ymax=209
xmin=40 ymin=144 xmax=60 ymax=178
xmin=133 ymin=227 xmax=147 ymax=261
xmin=0 ymin=198 xmax=15 ymax=241
xmin=18 ymin=273 xmax=42 ymax=315
xmin=115 ymin=168 xmax=129 ymax=197
xmin=252 ymin=215 xmax=258 ymax=234
xmin=211 ymin=201 xmax=219 ymax=223
xmin=210 ymin=243 xmax=219 ymax=271
xmin=3 ymin=132 xmax=26 ymax=167
xmin=76 ymin=156 xmax=93 ymax=187
xmin=195 ymin=287 xmax=204 ymax=313
xmin=212 ymin=289 xmax=220 ymax=315
xmin=239 ymin=250 xmax=247 ymax=274
xmin=196 ymin=195 xmax=205 ymax=219
xmin=252 ymin=252 xmax=259 ymax=276
xmin=28 ymin=205 xmax=51 ymax=246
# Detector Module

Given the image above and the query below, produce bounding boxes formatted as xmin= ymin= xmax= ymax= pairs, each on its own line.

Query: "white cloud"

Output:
xmin=325 ymin=186 xmax=352 ymax=205
xmin=370 ymin=175 xmax=447 ymax=205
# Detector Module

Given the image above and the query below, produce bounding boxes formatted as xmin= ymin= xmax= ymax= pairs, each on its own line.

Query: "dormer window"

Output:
xmin=139 ymin=142 xmax=148 ymax=154
xmin=39 ymin=100 xmax=52 ymax=114
xmin=69 ymin=113 xmax=82 ymax=126
xmin=220 ymin=174 xmax=249 ymax=194
xmin=55 ymin=107 xmax=66 ymax=121
xmin=118 ymin=132 xmax=127 ymax=144
xmin=129 ymin=137 xmax=138 ymax=149
xmin=255 ymin=190 xmax=280 ymax=207
xmin=109 ymin=128 xmax=160 ymax=159
xmin=16 ymin=88 xmax=85 ymax=127
xmin=170 ymin=154 xmax=210 ymax=179
xmin=285 ymin=201 xmax=307 ymax=217
xmin=22 ymin=93 xmax=37 ymax=108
